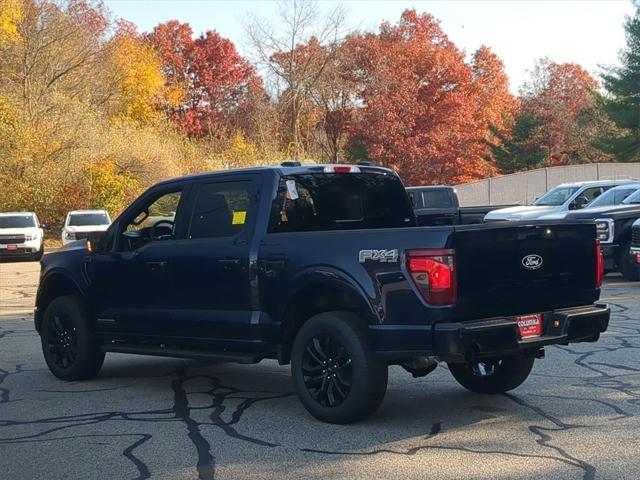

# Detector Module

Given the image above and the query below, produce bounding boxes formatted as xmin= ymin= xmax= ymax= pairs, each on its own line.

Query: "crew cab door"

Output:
xmin=87 ymin=185 xmax=188 ymax=337
xmin=169 ymin=175 xmax=260 ymax=348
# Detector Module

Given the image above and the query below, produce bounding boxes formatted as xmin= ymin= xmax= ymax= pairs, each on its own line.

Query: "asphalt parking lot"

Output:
xmin=1 ymin=259 xmax=639 ymax=480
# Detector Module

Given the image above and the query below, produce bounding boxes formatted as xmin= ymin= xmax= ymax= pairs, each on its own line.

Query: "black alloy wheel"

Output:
xmin=41 ymin=295 xmax=105 ymax=381
xmin=291 ymin=311 xmax=388 ymax=424
xmin=46 ymin=312 xmax=79 ymax=369
xmin=448 ymin=354 xmax=535 ymax=394
xmin=301 ymin=334 xmax=353 ymax=407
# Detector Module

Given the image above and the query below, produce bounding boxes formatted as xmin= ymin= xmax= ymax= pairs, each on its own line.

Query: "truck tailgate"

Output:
xmin=452 ymin=222 xmax=599 ymax=320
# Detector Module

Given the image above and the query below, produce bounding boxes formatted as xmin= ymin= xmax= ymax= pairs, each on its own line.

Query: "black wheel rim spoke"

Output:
xmin=46 ymin=312 xmax=78 ymax=369
xmin=301 ymin=333 xmax=353 ymax=408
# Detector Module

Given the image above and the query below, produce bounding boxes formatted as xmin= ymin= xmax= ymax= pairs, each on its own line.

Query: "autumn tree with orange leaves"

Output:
xmin=344 ymin=11 xmax=517 ymax=185
xmin=147 ymin=20 xmax=261 ymax=137
xmin=492 ymin=59 xmax=615 ymax=172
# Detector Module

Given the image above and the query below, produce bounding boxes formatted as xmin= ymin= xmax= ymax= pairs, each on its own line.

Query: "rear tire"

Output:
xmin=41 ymin=295 xmax=105 ymax=381
xmin=291 ymin=311 xmax=388 ymax=424
xmin=619 ymin=242 xmax=639 ymax=281
xmin=448 ymin=354 xmax=534 ymax=394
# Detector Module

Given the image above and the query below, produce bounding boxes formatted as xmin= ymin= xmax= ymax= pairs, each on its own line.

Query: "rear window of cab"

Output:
xmin=268 ymin=173 xmax=415 ymax=233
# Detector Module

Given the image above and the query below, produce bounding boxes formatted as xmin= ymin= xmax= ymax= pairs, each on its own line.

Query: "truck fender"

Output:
xmin=276 ymin=266 xmax=381 ymax=363
xmin=35 ymin=269 xmax=86 ymax=332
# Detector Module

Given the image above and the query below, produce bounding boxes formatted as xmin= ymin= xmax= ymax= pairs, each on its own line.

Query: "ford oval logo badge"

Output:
xmin=522 ymin=254 xmax=543 ymax=270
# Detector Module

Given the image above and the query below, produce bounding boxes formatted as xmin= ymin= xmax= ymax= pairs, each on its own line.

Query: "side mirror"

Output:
xmin=86 ymin=231 xmax=107 ymax=254
xmin=570 ymin=196 xmax=589 ymax=210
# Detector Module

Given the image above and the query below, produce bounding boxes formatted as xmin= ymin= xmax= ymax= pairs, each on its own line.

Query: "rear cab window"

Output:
xmin=269 ymin=172 xmax=415 ymax=233
xmin=422 ymin=189 xmax=454 ymax=208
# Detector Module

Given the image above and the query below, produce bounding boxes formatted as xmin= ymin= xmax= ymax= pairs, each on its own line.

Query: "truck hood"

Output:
xmin=65 ymin=225 xmax=109 ymax=233
xmin=484 ymin=205 xmax=560 ymax=221
xmin=562 ymin=204 xmax=640 ymax=220
xmin=0 ymin=227 xmax=40 ymax=236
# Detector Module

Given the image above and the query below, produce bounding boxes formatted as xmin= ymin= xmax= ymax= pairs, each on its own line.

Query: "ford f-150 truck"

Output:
xmin=35 ymin=163 xmax=610 ymax=424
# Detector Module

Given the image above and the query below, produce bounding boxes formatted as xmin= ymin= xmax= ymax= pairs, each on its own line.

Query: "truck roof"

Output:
xmin=555 ymin=179 xmax=637 ymax=188
xmin=154 ymin=163 xmax=398 ymax=188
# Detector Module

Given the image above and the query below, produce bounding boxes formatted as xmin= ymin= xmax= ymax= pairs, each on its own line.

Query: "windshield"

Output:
xmin=0 ymin=215 xmax=36 ymax=228
xmin=623 ymin=190 xmax=640 ymax=205
xmin=588 ymin=186 xmax=640 ymax=208
xmin=533 ymin=186 xmax=580 ymax=206
xmin=68 ymin=212 xmax=110 ymax=226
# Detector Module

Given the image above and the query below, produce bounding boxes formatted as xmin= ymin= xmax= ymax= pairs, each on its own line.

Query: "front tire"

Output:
xmin=447 ymin=354 xmax=534 ymax=394
xmin=291 ymin=311 xmax=388 ymax=424
xmin=41 ymin=295 xmax=105 ymax=381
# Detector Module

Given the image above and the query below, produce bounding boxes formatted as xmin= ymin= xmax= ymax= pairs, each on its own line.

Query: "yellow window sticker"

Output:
xmin=232 ymin=211 xmax=246 ymax=225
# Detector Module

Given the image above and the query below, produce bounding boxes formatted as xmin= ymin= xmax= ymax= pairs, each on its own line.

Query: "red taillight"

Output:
xmin=595 ymin=239 xmax=603 ymax=289
xmin=407 ymin=249 xmax=457 ymax=305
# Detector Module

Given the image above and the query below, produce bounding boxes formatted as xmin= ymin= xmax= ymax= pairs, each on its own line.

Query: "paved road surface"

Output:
xmin=1 ymin=260 xmax=639 ymax=480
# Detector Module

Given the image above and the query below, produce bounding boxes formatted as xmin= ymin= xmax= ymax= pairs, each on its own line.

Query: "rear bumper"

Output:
xmin=433 ymin=303 xmax=610 ymax=362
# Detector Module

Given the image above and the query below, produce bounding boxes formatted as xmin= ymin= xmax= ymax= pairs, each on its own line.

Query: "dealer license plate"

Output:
xmin=517 ymin=314 xmax=542 ymax=338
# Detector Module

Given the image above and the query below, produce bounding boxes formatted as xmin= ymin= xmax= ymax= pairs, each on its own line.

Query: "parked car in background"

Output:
xmin=540 ymin=189 xmax=640 ymax=280
xmin=35 ymin=163 xmax=610 ymax=424
xmin=484 ymin=180 xmax=637 ymax=222
xmin=584 ymin=183 xmax=640 ymax=208
xmin=0 ymin=212 xmax=44 ymax=261
xmin=61 ymin=210 xmax=111 ymax=246
xmin=630 ymin=218 xmax=640 ymax=278
xmin=406 ymin=185 xmax=516 ymax=225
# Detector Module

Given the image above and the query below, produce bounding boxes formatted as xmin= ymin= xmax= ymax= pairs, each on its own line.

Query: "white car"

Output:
xmin=484 ymin=180 xmax=637 ymax=222
xmin=62 ymin=210 xmax=111 ymax=246
xmin=0 ymin=212 xmax=45 ymax=261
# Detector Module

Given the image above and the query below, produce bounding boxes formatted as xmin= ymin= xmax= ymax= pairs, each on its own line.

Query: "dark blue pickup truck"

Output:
xmin=35 ymin=163 xmax=610 ymax=423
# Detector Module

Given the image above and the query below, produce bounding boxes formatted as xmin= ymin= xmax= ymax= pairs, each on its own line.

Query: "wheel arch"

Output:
xmin=35 ymin=271 xmax=85 ymax=333
xmin=277 ymin=270 xmax=379 ymax=364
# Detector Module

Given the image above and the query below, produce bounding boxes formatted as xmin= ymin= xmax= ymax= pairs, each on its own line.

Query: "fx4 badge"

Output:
xmin=359 ymin=249 xmax=399 ymax=263
xmin=522 ymin=254 xmax=543 ymax=270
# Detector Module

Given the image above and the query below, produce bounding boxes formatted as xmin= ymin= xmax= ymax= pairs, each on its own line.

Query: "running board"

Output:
xmin=102 ymin=344 xmax=262 ymax=364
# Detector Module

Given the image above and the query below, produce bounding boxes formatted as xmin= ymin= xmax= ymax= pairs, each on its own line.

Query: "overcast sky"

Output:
xmin=104 ymin=0 xmax=637 ymax=93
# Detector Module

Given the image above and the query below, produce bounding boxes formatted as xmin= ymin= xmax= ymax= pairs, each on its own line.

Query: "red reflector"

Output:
xmin=595 ymin=240 xmax=603 ymax=289
xmin=407 ymin=249 xmax=457 ymax=305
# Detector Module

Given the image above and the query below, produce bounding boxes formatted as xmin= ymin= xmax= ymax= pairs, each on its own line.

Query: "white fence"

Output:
xmin=455 ymin=163 xmax=640 ymax=206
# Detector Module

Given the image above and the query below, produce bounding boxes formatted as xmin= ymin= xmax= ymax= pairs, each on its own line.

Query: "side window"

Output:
xmin=188 ymin=181 xmax=253 ymax=239
xmin=269 ymin=179 xmax=318 ymax=233
xmin=119 ymin=190 xmax=183 ymax=252
xmin=581 ymin=187 xmax=603 ymax=203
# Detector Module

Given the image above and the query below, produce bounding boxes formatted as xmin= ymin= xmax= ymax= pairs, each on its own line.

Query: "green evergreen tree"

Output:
xmin=599 ymin=3 xmax=640 ymax=162
xmin=490 ymin=113 xmax=547 ymax=174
